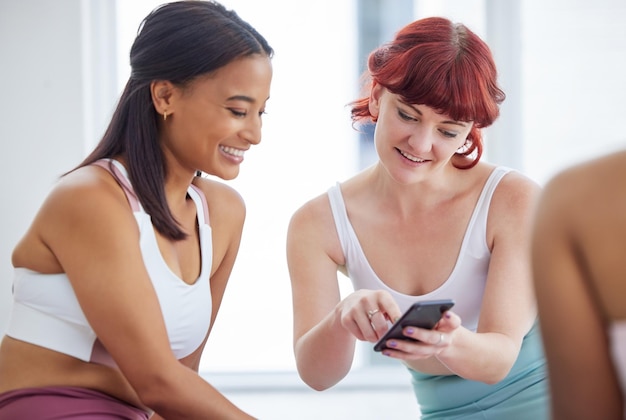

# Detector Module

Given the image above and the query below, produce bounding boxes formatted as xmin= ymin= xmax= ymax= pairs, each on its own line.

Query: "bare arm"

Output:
xmin=532 ymin=174 xmax=622 ymax=420
xmin=286 ymin=196 xmax=355 ymax=390
xmin=40 ymin=168 xmax=254 ymax=419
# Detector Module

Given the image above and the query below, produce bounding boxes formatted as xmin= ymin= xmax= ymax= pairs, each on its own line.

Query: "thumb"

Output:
xmin=436 ymin=310 xmax=461 ymax=332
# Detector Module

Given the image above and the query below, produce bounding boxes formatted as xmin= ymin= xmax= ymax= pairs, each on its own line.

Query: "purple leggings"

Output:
xmin=0 ymin=386 xmax=150 ymax=420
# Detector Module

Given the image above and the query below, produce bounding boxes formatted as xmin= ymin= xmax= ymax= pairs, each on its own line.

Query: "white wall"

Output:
xmin=0 ymin=0 xmax=117 ymax=332
xmin=521 ymin=0 xmax=626 ymax=184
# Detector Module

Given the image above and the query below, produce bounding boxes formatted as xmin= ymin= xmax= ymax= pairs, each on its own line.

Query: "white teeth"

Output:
xmin=399 ymin=150 xmax=425 ymax=162
xmin=220 ymin=146 xmax=245 ymax=157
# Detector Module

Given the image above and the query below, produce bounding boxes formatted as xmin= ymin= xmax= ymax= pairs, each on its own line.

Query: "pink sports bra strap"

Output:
xmin=92 ymin=160 xmax=141 ymax=212
xmin=189 ymin=184 xmax=210 ymax=225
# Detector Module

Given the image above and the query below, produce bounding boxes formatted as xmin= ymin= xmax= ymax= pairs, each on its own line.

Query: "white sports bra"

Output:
xmin=6 ymin=159 xmax=213 ymax=366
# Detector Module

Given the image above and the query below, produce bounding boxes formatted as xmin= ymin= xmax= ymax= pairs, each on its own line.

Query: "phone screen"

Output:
xmin=373 ymin=299 xmax=455 ymax=352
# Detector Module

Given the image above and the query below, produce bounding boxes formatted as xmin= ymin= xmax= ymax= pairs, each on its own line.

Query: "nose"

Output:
xmin=407 ymin=127 xmax=433 ymax=154
xmin=241 ymin=115 xmax=262 ymax=145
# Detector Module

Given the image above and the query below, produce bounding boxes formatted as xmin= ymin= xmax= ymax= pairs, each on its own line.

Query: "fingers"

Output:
xmin=380 ymin=311 xmax=461 ymax=359
xmin=377 ymin=291 xmax=403 ymax=323
xmin=436 ymin=310 xmax=461 ymax=332
xmin=367 ymin=308 xmax=388 ymax=340
xmin=380 ymin=330 xmax=448 ymax=359
xmin=339 ymin=290 xmax=400 ymax=342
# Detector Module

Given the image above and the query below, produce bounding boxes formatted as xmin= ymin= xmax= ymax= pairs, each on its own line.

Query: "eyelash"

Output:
xmin=230 ymin=109 xmax=245 ymax=117
xmin=229 ymin=109 xmax=267 ymax=118
xmin=398 ymin=109 xmax=417 ymax=122
xmin=397 ymin=109 xmax=458 ymax=138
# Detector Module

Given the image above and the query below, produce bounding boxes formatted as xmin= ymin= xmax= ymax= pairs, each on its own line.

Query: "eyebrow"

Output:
xmin=402 ymin=102 xmax=468 ymax=127
xmin=226 ymin=94 xmax=271 ymax=104
xmin=227 ymin=95 xmax=256 ymax=103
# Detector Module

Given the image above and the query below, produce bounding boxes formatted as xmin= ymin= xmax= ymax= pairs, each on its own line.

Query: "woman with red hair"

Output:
xmin=287 ymin=17 xmax=548 ymax=418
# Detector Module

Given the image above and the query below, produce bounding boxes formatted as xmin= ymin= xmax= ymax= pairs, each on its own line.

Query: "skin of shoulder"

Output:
xmin=532 ymin=151 xmax=626 ymax=419
xmin=12 ymin=164 xmax=138 ymax=272
xmin=486 ymin=168 xmax=542 ymax=248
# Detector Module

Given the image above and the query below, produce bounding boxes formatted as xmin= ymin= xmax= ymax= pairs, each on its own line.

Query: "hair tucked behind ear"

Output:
xmin=350 ymin=17 xmax=504 ymax=169
xmin=72 ymin=0 xmax=273 ymax=240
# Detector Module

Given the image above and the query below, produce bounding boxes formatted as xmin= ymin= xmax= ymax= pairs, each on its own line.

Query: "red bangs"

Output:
xmin=349 ymin=17 xmax=505 ymax=168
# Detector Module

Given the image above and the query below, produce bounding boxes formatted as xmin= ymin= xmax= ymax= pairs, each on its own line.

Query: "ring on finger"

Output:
xmin=367 ymin=309 xmax=380 ymax=320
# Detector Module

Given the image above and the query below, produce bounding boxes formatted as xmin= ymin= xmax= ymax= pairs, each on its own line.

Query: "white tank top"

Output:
xmin=327 ymin=167 xmax=511 ymax=332
xmin=6 ymin=159 xmax=213 ymax=366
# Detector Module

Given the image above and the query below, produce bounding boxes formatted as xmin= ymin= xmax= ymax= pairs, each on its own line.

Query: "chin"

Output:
xmin=220 ymin=169 xmax=240 ymax=181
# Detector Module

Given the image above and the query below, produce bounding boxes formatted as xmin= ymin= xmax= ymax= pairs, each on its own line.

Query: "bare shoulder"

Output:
xmin=536 ymin=150 xmax=626 ymax=240
xmin=543 ymin=150 xmax=626 ymax=205
xmin=192 ymin=176 xmax=245 ymax=226
xmin=487 ymin=165 xmax=541 ymax=213
xmin=288 ymin=190 xmax=334 ymax=234
xmin=495 ymin=166 xmax=541 ymax=199
xmin=38 ymin=164 xmax=135 ymax=224
xmin=12 ymin=164 xmax=139 ymax=270
xmin=287 ymin=187 xmax=345 ymax=264
xmin=480 ymin=165 xmax=542 ymax=242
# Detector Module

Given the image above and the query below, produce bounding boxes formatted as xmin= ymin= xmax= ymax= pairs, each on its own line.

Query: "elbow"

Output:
xmin=130 ymin=370 xmax=183 ymax=414
xmin=296 ymin=364 xmax=340 ymax=391
xmin=477 ymin=362 xmax=514 ymax=385
xmin=481 ymin=372 xmax=508 ymax=386
xmin=309 ymin=382 xmax=333 ymax=392
xmin=296 ymin=356 xmax=350 ymax=391
xmin=134 ymin=378 xmax=170 ymax=412
xmin=293 ymin=334 xmax=354 ymax=391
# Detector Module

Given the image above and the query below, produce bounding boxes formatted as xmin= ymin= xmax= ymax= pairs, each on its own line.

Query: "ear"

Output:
xmin=150 ymin=80 xmax=175 ymax=118
xmin=368 ymin=81 xmax=384 ymax=122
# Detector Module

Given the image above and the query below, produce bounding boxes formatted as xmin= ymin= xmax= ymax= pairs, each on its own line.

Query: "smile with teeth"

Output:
xmin=220 ymin=145 xmax=245 ymax=157
xmin=398 ymin=149 xmax=426 ymax=163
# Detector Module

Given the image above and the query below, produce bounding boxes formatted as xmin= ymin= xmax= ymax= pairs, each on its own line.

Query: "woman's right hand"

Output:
xmin=335 ymin=289 xmax=403 ymax=343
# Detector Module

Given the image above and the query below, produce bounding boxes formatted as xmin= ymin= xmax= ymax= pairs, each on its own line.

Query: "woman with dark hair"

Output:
xmin=0 ymin=1 xmax=272 ymax=419
xmin=287 ymin=17 xmax=548 ymax=419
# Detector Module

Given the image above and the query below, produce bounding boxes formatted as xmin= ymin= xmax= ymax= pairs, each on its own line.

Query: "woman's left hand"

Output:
xmin=380 ymin=310 xmax=462 ymax=359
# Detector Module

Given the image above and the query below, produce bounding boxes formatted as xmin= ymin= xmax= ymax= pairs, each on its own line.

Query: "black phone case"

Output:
xmin=373 ymin=299 xmax=455 ymax=352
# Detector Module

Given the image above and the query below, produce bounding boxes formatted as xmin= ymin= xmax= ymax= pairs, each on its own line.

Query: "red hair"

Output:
xmin=351 ymin=17 xmax=505 ymax=169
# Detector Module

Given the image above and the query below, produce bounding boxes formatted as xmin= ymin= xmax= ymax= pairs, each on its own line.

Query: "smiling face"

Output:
xmin=153 ymin=54 xmax=273 ymax=180
xmin=368 ymin=83 xmax=474 ymax=184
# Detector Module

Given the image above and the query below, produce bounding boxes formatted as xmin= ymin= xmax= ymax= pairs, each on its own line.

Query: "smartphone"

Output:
xmin=373 ymin=299 xmax=455 ymax=352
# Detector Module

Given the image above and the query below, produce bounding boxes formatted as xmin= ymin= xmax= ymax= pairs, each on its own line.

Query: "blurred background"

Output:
xmin=1 ymin=0 xmax=625 ymax=418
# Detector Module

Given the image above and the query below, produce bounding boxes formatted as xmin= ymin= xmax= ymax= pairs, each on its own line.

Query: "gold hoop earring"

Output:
xmin=163 ymin=111 xmax=167 ymax=121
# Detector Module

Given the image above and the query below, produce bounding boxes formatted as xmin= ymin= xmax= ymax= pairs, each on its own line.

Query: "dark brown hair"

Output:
xmin=74 ymin=1 xmax=273 ymax=240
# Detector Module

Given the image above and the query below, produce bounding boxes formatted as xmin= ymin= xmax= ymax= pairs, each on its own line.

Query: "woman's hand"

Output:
xmin=335 ymin=289 xmax=403 ymax=343
xmin=377 ymin=310 xmax=462 ymax=360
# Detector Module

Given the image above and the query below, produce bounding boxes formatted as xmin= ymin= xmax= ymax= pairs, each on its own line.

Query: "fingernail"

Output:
xmin=382 ymin=351 xmax=391 ymax=356
xmin=445 ymin=312 xmax=451 ymax=318
xmin=406 ymin=328 xmax=414 ymax=334
xmin=389 ymin=341 xmax=397 ymax=348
